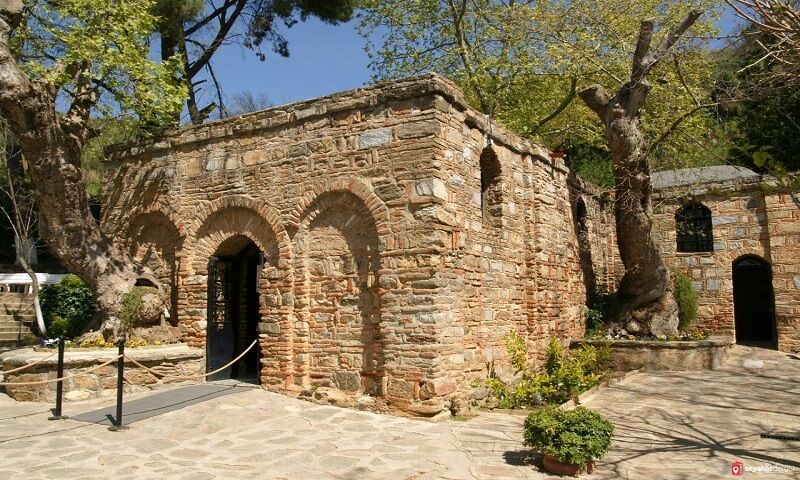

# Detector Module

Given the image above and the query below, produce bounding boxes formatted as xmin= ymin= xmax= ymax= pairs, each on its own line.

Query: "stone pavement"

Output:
xmin=0 ymin=345 xmax=798 ymax=479
xmin=581 ymin=345 xmax=800 ymax=479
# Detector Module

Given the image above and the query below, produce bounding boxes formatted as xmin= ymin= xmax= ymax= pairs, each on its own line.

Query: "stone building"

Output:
xmin=102 ymin=74 xmax=588 ymax=416
xmin=103 ymin=74 xmax=800 ymax=416
xmin=650 ymin=167 xmax=800 ymax=353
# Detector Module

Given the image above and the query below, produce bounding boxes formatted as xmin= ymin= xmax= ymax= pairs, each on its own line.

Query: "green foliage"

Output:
xmin=487 ymin=333 xmax=610 ymax=408
xmin=119 ymin=286 xmax=154 ymax=332
xmin=672 ymin=270 xmax=697 ymax=331
xmin=717 ymin=30 xmax=800 ymax=175
xmin=523 ymin=406 xmax=614 ymax=466
xmin=358 ymin=0 xmax=726 ymax=173
xmin=13 ymin=0 xmax=187 ymax=129
xmin=503 ymin=328 xmax=529 ymax=376
xmin=39 ymin=275 xmax=97 ymax=339
xmin=544 ymin=337 xmax=564 ymax=375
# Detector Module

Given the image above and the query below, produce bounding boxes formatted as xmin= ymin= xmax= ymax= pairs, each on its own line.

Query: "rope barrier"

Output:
xmin=124 ymin=338 xmax=260 ymax=381
xmin=0 ymin=354 xmax=123 ymax=387
xmin=0 ymin=350 xmax=58 ymax=375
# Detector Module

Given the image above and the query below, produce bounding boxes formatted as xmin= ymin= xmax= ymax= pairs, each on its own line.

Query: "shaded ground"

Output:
xmin=0 ymin=345 xmax=797 ymax=479
xmin=581 ymin=345 xmax=800 ymax=479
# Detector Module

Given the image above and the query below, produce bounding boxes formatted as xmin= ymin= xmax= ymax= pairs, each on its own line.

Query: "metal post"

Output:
xmin=108 ymin=337 xmax=128 ymax=431
xmin=48 ymin=338 xmax=67 ymax=420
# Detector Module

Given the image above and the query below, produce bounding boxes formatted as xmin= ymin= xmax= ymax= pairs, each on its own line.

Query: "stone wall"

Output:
xmin=102 ymin=73 xmax=589 ymax=415
xmin=651 ymin=173 xmax=800 ymax=352
xmin=0 ymin=345 xmax=204 ymax=402
xmin=571 ymin=337 xmax=734 ymax=371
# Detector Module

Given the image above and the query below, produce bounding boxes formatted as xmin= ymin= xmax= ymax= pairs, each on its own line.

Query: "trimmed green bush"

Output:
xmin=39 ymin=275 xmax=97 ymax=339
xmin=672 ymin=270 xmax=697 ymax=330
xmin=523 ymin=406 xmax=614 ymax=466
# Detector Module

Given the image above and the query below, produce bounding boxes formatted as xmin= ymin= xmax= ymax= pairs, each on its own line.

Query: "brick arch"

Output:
xmin=126 ymin=209 xmax=183 ymax=323
xmin=292 ymin=189 xmax=384 ymax=395
xmin=127 ymin=209 xmax=185 ymax=249
xmin=286 ymin=177 xmax=390 ymax=248
xmin=185 ymin=196 xmax=292 ymax=273
xmin=190 ymin=208 xmax=280 ymax=275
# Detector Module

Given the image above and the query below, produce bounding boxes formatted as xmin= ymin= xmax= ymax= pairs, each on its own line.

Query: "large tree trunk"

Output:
xmin=578 ymin=12 xmax=702 ymax=336
xmin=0 ymin=0 xmax=165 ymax=338
xmin=606 ymin=109 xmax=678 ymax=337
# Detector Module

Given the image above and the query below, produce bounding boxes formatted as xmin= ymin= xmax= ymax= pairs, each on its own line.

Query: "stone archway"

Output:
xmin=206 ymin=235 xmax=263 ymax=381
xmin=128 ymin=211 xmax=183 ymax=323
xmin=183 ymin=202 xmax=289 ymax=384
xmin=294 ymin=191 xmax=384 ymax=396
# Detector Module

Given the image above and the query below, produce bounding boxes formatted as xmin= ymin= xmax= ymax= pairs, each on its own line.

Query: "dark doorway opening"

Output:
xmin=733 ymin=255 xmax=776 ymax=348
xmin=207 ymin=236 xmax=262 ymax=382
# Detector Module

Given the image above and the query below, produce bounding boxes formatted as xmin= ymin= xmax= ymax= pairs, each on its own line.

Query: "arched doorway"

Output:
xmin=207 ymin=235 xmax=263 ymax=381
xmin=733 ymin=255 xmax=776 ymax=348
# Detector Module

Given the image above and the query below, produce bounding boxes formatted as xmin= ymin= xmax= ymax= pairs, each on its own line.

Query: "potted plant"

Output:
xmin=523 ymin=406 xmax=614 ymax=476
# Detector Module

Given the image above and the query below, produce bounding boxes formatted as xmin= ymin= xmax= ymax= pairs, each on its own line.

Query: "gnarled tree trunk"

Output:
xmin=0 ymin=0 xmax=165 ymax=338
xmin=579 ymin=11 xmax=703 ymax=337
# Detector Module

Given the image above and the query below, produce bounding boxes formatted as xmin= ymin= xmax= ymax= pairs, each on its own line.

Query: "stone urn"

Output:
xmin=542 ymin=454 xmax=594 ymax=477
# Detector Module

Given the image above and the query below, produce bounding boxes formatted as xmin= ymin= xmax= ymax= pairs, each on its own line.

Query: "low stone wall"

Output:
xmin=0 ymin=344 xmax=204 ymax=402
xmin=571 ymin=337 xmax=735 ymax=372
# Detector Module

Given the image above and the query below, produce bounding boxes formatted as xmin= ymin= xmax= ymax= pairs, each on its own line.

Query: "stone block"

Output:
xmin=260 ymin=322 xmax=281 ymax=334
xmin=411 ymin=178 xmax=449 ymax=204
xmin=386 ymin=378 xmax=415 ymax=400
xmin=358 ymin=128 xmax=392 ymax=149
xmin=334 ymin=371 xmax=361 ymax=392
xmin=396 ymin=121 xmax=439 ymax=139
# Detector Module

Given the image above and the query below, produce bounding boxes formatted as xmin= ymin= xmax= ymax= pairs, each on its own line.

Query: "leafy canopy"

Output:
xmin=12 ymin=0 xmax=187 ymax=128
xmin=358 ymin=1 xmax=729 ymax=186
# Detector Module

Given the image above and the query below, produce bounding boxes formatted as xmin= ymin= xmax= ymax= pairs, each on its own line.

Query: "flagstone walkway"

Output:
xmin=0 ymin=345 xmax=797 ymax=479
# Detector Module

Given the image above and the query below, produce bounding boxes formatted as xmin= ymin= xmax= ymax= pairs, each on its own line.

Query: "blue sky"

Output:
xmin=204 ymin=8 xmax=741 ymax=112
xmin=203 ymin=18 xmax=374 ymax=110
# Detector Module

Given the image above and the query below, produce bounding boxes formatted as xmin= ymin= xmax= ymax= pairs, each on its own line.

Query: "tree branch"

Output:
xmin=578 ymin=84 xmax=610 ymax=117
xmin=187 ymin=0 xmax=247 ymax=78
xmin=529 ymin=76 xmax=578 ymax=135
xmin=184 ymin=0 xmax=240 ymax=37
xmin=639 ymin=103 xmax=717 ymax=161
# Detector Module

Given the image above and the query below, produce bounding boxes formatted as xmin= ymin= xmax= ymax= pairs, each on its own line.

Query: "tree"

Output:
xmin=727 ymin=0 xmax=800 ymax=87
xmin=579 ymin=11 xmax=705 ymax=336
xmin=1 ymin=120 xmax=46 ymax=336
xmin=359 ymin=1 xmax=725 ymax=335
xmin=0 ymin=0 xmax=186 ymax=336
xmin=226 ymin=90 xmax=274 ymax=116
xmin=358 ymin=0 xmax=724 ymax=179
xmin=716 ymin=28 xmax=800 ymax=173
xmin=157 ymin=0 xmax=357 ymax=124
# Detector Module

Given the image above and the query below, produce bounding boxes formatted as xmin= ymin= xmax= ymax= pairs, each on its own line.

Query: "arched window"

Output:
xmin=480 ymin=147 xmax=502 ymax=222
xmin=676 ymin=203 xmax=713 ymax=253
xmin=576 ymin=198 xmax=588 ymax=238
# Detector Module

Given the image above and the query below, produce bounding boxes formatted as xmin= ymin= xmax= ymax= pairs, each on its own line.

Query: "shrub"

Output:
xmin=586 ymin=284 xmax=616 ymax=335
xmin=119 ymin=286 xmax=150 ymax=333
xmin=672 ymin=270 xmax=697 ymax=330
xmin=523 ymin=406 xmax=614 ymax=466
xmin=486 ymin=334 xmax=610 ymax=408
xmin=39 ymin=275 xmax=97 ymax=339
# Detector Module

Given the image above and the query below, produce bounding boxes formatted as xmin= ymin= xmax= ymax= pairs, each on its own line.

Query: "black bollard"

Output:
xmin=48 ymin=338 xmax=68 ymax=420
xmin=108 ymin=337 xmax=128 ymax=431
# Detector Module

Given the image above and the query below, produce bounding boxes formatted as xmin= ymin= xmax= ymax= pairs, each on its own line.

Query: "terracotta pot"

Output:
xmin=542 ymin=454 xmax=594 ymax=477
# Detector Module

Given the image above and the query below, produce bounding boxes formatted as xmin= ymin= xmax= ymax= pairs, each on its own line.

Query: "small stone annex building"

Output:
xmin=102 ymin=73 xmax=800 ymax=416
